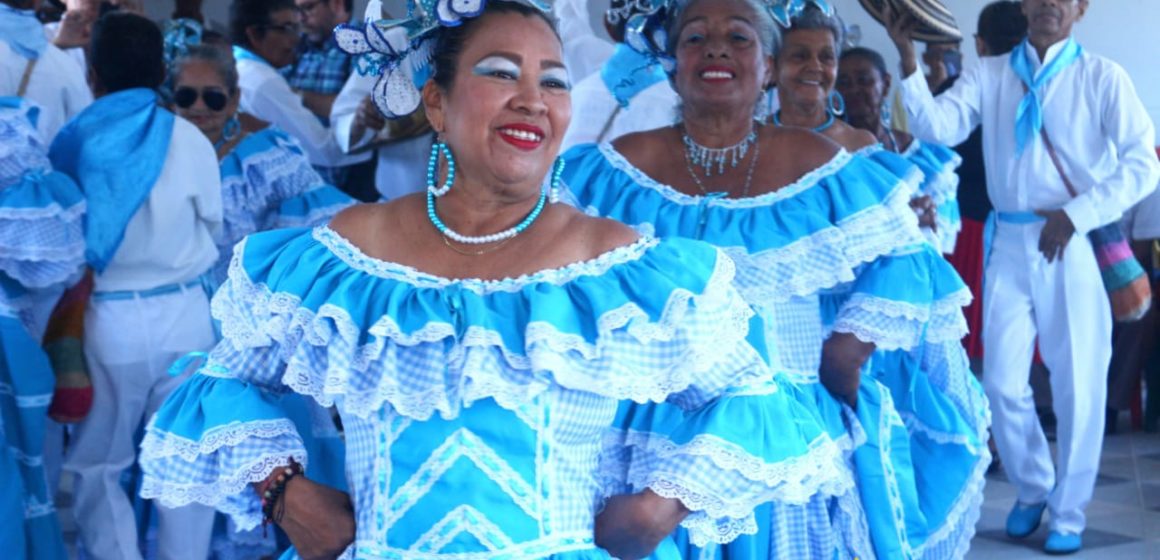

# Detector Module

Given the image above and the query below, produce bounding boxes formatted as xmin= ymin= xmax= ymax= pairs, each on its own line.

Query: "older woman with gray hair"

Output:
xmin=560 ymin=0 xmax=989 ymax=558
xmin=170 ymin=44 xmax=356 ymax=289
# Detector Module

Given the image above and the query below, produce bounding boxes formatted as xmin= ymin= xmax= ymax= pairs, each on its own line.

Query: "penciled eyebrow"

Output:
xmin=477 ymin=51 xmax=566 ymax=71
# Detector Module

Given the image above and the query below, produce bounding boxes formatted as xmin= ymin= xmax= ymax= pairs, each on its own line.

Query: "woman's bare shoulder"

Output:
xmin=763 ymin=126 xmax=845 ymax=177
xmin=549 ymin=205 xmax=641 ymax=257
xmin=327 ymin=195 xmax=426 ymax=257
xmin=611 ymin=127 xmax=675 ymax=165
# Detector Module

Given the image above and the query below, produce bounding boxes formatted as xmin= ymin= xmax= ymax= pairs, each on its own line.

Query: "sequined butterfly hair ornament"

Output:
xmin=618 ymin=0 xmax=834 ymax=74
xmin=333 ymin=0 xmax=550 ymax=119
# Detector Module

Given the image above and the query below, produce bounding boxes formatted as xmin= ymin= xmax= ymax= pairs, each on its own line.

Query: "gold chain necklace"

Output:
xmin=440 ymin=234 xmax=516 ymax=256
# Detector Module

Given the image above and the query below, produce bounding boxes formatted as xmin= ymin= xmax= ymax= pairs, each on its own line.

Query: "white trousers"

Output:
xmin=982 ymin=221 xmax=1112 ymax=534
xmin=63 ymin=286 xmax=216 ymax=560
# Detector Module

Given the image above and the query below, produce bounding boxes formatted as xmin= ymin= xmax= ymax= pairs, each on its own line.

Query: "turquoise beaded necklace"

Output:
xmin=772 ymin=110 xmax=835 ymax=133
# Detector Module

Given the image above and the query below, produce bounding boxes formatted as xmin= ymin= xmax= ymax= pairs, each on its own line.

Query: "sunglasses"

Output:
xmin=173 ymin=87 xmax=229 ymax=112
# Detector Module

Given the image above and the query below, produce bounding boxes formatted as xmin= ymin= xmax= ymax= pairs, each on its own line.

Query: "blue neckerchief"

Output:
xmin=600 ymin=43 xmax=668 ymax=108
xmin=49 ymin=88 xmax=175 ymax=272
xmin=1009 ymin=37 xmax=1083 ymax=155
xmin=0 ymin=4 xmax=48 ymax=60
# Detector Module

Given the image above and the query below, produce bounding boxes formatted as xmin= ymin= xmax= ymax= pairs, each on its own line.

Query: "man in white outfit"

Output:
xmin=230 ymin=0 xmax=368 ymax=171
xmin=50 ymin=12 xmax=219 ymax=560
xmin=888 ymin=0 xmax=1159 ymax=554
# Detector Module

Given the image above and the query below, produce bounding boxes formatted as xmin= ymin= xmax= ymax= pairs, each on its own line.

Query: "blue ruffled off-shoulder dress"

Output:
xmin=863 ymin=139 xmax=963 ymax=255
xmin=138 ymin=224 xmax=847 ymax=559
xmin=211 ymin=126 xmax=356 ymax=289
xmin=562 ymin=141 xmax=990 ymax=560
xmin=0 ymin=97 xmax=86 ymax=560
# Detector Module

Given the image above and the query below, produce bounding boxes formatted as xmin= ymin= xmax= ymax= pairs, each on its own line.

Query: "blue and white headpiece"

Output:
xmin=334 ymin=0 xmax=549 ymax=119
xmin=619 ymin=0 xmax=834 ymax=72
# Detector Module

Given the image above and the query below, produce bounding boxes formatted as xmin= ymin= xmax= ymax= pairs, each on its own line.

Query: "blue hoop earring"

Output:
xmin=427 ymin=140 xmax=456 ymax=197
xmin=548 ymin=156 xmax=566 ymax=203
xmin=880 ymin=100 xmax=892 ymax=129
xmin=828 ymin=90 xmax=846 ymax=117
xmin=215 ymin=114 xmax=240 ymax=151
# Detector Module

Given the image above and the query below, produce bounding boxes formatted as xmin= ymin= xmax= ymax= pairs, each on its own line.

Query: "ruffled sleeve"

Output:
xmin=0 ymin=101 xmax=86 ymax=290
xmin=823 ymin=243 xmax=972 ymax=351
xmin=603 ymin=376 xmax=852 ymax=547
xmin=561 ymin=143 xmax=925 ymax=303
xmin=216 ymin=128 xmax=354 ymax=273
xmin=138 ymin=248 xmax=314 ymax=530
xmin=864 ymin=141 xmax=963 ymax=254
xmin=0 ymin=170 xmax=85 ymax=290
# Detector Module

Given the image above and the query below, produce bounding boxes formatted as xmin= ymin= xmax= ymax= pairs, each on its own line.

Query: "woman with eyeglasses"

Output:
xmin=170 ymin=44 xmax=354 ymax=289
xmin=228 ymin=0 xmax=363 ymax=172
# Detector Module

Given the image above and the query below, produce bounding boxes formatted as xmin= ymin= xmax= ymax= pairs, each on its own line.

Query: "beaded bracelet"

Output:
xmin=260 ymin=458 xmax=304 ymax=528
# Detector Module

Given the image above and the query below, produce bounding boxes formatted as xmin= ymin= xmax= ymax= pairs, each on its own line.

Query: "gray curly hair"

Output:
xmin=664 ymin=0 xmax=782 ymax=58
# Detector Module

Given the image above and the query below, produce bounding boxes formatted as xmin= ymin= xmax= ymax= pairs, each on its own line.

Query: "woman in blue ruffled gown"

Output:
xmin=770 ymin=6 xmax=956 ymax=256
xmin=170 ymin=45 xmax=356 ymax=290
xmin=0 ymin=97 xmax=86 ymax=560
xmin=837 ymin=46 xmax=962 ymax=254
xmin=138 ymin=2 xmax=846 ymax=559
xmin=561 ymin=0 xmax=989 ymax=558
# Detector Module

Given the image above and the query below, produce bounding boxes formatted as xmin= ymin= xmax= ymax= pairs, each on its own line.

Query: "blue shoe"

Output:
xmin=1044 ymin=531 xmax=1083 ymax=555
xmin=1005 ymin=501 xmax=1047 ymax=538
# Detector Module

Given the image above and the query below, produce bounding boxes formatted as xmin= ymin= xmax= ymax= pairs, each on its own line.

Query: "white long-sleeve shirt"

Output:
xmin=95 ymin=117 xmax=222 ymax=292
xmin=237 ymin=54 xmax=366 ymax=169
xmin=0 ymin=41 xmax=91 ymax=142
xmin=900 ymin=39 xmax=1159 ymax=235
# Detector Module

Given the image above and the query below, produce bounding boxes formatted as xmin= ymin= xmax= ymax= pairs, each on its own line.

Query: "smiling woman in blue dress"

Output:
xmin=137 ymin=1 xmax=846 ymax=559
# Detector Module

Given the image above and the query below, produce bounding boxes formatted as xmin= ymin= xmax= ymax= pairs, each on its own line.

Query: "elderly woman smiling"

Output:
xmin=560 ymin=0 xmax=990 ymax=558
xmin=137 ymin=2 xmax=841 ymax=559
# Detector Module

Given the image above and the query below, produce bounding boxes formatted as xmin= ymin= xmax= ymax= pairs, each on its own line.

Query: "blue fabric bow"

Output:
xmin=49 ymin=88 xmax=175 ymax=272
xmin=1009 ymin=37 xmax=1083 ymax=155
xmin=601 ymin=43 xmax=668 ymax=108
xmin=0 ymin=4 xmax=48 ymax=60
xmin=768 ymin=0 xmax=833 ymax=27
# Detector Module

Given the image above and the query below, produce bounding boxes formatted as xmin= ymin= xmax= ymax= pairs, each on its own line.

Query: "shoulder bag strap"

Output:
xmin=1022 ymin=82 xmax=1079 ymax=198
xmin=17 ymin=56 xmax=38 ymax=98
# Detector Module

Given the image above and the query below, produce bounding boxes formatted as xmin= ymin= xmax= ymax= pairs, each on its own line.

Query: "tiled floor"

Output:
xmin=965 ymin=426 xmax=1160 ymax=560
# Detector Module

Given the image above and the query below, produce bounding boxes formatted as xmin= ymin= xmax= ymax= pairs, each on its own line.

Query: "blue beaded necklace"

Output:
xmin=772 ymin=110 xmax=835 ymax=133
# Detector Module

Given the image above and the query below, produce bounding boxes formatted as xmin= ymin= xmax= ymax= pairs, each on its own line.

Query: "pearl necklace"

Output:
xmin=427 ymin=189 xmax=547 ymax=245
xmin=772 ymin=110 xmax=835 ymax=132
